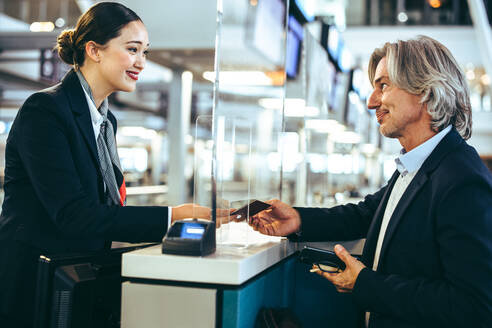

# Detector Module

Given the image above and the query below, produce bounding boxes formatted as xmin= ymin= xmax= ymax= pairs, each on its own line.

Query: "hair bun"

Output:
xmin=56 ymin=29 xmax=76 ymax=65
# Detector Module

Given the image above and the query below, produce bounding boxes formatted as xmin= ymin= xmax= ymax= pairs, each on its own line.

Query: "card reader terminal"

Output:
xmin=161 ymin=219 xmax=216 ymax=256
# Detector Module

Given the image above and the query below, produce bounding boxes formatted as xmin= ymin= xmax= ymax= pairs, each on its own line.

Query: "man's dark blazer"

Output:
xmin=0 ymin=69 xmax=168 ymax=323
xmin=294 ymin=129 xmax=492 ymax=327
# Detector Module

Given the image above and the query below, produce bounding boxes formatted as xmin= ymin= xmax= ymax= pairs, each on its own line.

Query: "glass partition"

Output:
xmin=207 ymin=0 xmax=381 ymax=242
xmin=193 ymin=115 xmax=214 ymax=210
xmin=209 ymin=0 xmax=288 ymax=246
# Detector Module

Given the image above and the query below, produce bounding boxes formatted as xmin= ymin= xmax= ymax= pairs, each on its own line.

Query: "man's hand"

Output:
xmin=314 ymin=244 xmax=366 ymax=293
xmin=215 ymin=207 xmax=237 ymax=228
xmin=249 ymin=199 xmax=301 ymax=236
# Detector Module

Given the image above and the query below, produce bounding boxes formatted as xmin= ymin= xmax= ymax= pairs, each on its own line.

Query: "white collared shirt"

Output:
xmin=80 ymin=84 xmax=104 ymax=143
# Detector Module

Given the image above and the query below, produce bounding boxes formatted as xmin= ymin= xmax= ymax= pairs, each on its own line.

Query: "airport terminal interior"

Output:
xmin=1 ymin=0 xmax=492 ymax=327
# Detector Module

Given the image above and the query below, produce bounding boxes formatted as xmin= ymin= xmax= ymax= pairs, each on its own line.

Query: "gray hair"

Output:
xmin=368 ymin=35 xmax=472 ymax=140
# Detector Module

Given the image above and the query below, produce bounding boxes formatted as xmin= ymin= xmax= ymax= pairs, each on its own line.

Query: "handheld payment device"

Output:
xmin=161 ymin=219 xmax=216 ymax=256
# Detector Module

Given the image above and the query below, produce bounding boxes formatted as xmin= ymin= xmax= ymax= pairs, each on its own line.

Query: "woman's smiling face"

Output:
xmin=96 ymin=20 xmax=149 ymax=93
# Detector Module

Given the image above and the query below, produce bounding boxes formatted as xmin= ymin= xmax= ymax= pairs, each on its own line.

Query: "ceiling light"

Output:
xmin=397 ymin=12 xmax=408 ymax=23
xmin=428 ymin=0 xmax=442 ymax=9
xmin=30 ymin=22 xmax=55 ymax=32
xmin=361 ymin=143 xmax=377 ymax=154
xmin=302 ymin=106 xmax=320 ymax=117
xmin=305 ymin=119 xmax=345 ymax=133
xmin=332 ymin=131 xmax=361 ymax=144
xmin=258 ymin=98 xmax=319 ymax=117
xmin=119 ymin=127 xmax=157 ymax=139
xmin=481 ymin=74 xmax=490 ymax=86
xmin=55 ymin=18 xmax=65 ymax=28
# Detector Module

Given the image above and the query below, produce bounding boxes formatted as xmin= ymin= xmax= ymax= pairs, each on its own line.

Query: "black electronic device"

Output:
xmin=290 ymin=0 xmax=314 ymax=23
xmin=299 ymin=246 xmax=361 ymax=271
xmin=33 ymin=243 xmax=157 ymax=328
xmin=161 ymin=219 xmax=216 ymax=256
xmin=230 ymin=200 xmax=272 ymax=223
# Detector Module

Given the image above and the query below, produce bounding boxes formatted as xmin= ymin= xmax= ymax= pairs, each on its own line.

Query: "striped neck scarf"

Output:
xmin=76 ymin=70 xmax=126 ymax=206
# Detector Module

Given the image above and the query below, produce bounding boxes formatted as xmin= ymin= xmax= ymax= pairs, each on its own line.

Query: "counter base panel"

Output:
xmin=121 ymin=282 xmax=216 ymax=328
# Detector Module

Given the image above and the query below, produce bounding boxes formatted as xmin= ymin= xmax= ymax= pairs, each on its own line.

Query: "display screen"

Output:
xmin=167 ymin=222 xmax=206 ymax=240
xmin=351 ymin=68 xmax=364 ymax=95
xmin=338 ymin=43 xmax=352 ymax=72
xmin=251 ymin=0 xmax=285 ymax=65
xmin=286 ymin=15 xmax=303 ymax=78
xmin=180 ymin=223 xmax=206 ymax=239
xmin=327 ymin=26 xmax=339 ymax=60
xmin=294 ymin=0 xmax=315 ymax=22
xmin=326 ymin=60 xmax=336 ymax=110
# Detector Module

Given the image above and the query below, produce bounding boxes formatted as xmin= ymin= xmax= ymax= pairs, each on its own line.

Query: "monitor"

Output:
xmin=337 ymin=43 xmax=352 ymax=73
xmin=286 ymin=15 xmax=303 ymax=79
xmin=351 ymin=68 xmax=364 ymax=95
xmin=33 ymin=244 xmax=157 ymax=328
xmin=290 ymin=0 xmax=315 ymax=23
xmin=249 ymin=0 xmax=286 ymax=66
xmin=325 ymin=60 xmax=337 ymax=110
xmin=326 ymin=25 xmax=340 ymax=62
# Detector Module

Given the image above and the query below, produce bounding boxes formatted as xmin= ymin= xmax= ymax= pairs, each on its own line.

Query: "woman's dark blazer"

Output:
xmin=0 ymin=69 xmax=167 ymax=321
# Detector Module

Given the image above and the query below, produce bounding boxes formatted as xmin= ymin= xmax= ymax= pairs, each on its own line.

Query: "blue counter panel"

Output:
xmin=292 ymin=262 xmax=359 ymax=327
xmin=221 ymin=254 xmax=359 ymax=327
xmin=222 ymin=257 xmax=296 ymax=328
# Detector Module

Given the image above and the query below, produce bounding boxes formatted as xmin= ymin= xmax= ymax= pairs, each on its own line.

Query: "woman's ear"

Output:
xmin=85 ymin=41 xmax=101 ymax=63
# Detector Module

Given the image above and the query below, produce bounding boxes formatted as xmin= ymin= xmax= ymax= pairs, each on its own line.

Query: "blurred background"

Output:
xmin=1 ymin=0 xmax=491 ymax=210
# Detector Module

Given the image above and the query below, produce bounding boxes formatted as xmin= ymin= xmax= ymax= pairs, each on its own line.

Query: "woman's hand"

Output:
xmin=171 ymin=204 xmax=234 ymax=228
xmin=171 ymin=204 xmax=211 ymax=222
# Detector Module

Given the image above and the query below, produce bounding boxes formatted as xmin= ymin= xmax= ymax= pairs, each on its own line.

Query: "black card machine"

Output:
xmin=161 ymin=219 xmax=216 ymax=256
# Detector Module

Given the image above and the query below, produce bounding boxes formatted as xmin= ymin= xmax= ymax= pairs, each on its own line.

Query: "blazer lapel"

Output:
xmin=376 ymin=129 xmax=463 ymax=266
xmin=61 ymin=70 xmax=100 ymax=166
xmin=361 ymin=170 xmax=400 ymax=266
xmin=377 ymin=171 xmax=428 ymax=263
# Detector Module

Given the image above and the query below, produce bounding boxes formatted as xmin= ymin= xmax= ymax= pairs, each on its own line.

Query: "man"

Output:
xmin=251 ymin=36 xmax=492 ymax=327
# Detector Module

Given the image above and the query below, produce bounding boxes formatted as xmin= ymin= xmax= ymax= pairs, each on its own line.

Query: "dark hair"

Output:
xmin=56 ymin=2 xmax=141 ymax=68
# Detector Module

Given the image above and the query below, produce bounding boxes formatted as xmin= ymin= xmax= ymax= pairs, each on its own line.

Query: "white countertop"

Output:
xmin=122 ymin=222 xmax=365 ymax=285
xmin=122 ymin=223 xmax=295 ymax=285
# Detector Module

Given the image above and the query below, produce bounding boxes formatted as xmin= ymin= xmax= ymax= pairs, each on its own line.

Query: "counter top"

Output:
xmin=122 ymin=225 xmax=294 ymax=285
xmin=122 ymin=222 xmax=365 ymax=285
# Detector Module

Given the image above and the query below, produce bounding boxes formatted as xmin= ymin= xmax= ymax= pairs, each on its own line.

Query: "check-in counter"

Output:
xmin=121 ymin=225 xmax=364 ymax=328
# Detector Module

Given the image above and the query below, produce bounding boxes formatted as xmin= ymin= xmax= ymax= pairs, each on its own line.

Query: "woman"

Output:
xmin=0 ymin=2 xmax=209 ymax=326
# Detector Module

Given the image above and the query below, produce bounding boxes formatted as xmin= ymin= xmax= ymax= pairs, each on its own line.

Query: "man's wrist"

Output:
xmin=295 ymin=218 xmax=302 ymax=236
xmin=294 ymin=209 xmax=302 ymax=236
